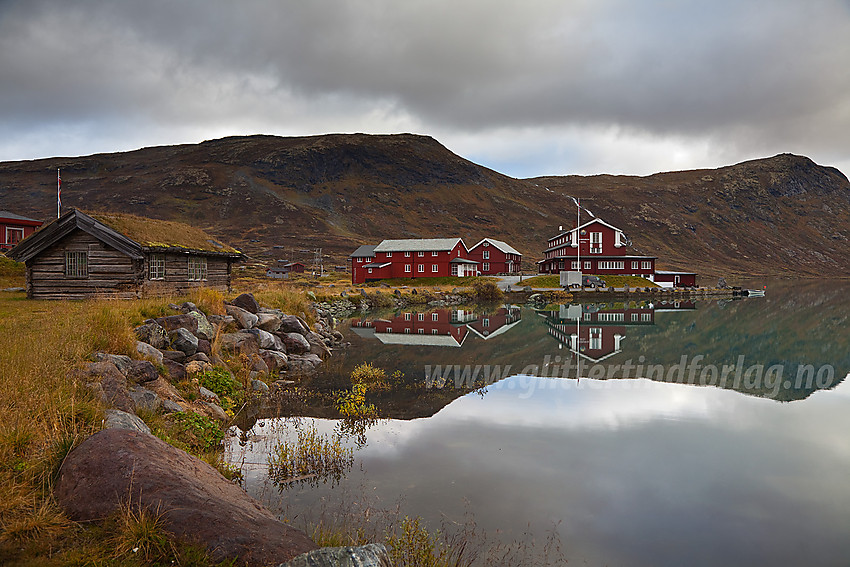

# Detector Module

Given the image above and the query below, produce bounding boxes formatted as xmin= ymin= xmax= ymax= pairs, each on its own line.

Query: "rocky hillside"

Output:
xmin=1 ymin=134 xmax=848 ymax=277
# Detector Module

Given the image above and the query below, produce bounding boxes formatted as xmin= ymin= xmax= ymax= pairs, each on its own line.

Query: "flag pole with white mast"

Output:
xmin=57 ymin=168 xmax=61 ymax=218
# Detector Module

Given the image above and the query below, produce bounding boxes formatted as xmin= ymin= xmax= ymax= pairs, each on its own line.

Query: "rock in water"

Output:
xmin=280 ymin=543 xmax=392 ymax=567
xmin=55 ymin=429 xmax=317 ymax=566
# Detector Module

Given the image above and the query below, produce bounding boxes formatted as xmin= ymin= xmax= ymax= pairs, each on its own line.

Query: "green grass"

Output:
xmin=519 ymin=274 xmax=659 ymax=288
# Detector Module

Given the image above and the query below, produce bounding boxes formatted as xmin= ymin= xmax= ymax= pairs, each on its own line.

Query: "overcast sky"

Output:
xmin=2 ymin=0 xmax=849 ymax=178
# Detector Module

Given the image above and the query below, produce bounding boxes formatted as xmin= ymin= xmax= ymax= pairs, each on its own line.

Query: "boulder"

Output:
xmin=196 ymin=338 xmax=212 ymax=356
xmin=54 ymin=429 xmax=317 ymax=566
xmin=260 ymin=349 xmax=288 ymax=372
xmin=219 ymin=331 xmax=260 ymax=357
xmin=230 ymin=293 xmax=261 ymax=314
xmin=187 ymin=352 xmax=211 ymax=364
xmin=251 ymin=379 xmax=270 ymax=394
xmin=199 ymin=400 xmax=228 ymax=422
xmin=251 ymin=357 xmax=269 ymax=375
xmin=83 ymin=362 xmax=135 ymax=414
xmin=280 ymin=332 xmax=311 ymax=355
xmin=161 ymin=349 xmax=188 ymax=363
xmin=244 ymin=328 xmax=276 ymax=350
xmin=135 ymin=341 xmax=163 ymax=365
xmin=226 ymin=304 xmax=259 ymax=330
xmin=134 ymin=322 xmax=170 ymax=350
xmin=169 ymin=328 xmax=199 ymax=356
xmin=278 ymin=315 xmax=309 ymax=335
xmin=129 ymin=386 xmax=162 ymax=413
xmin=162 ymin=359 xmax=187 ymax=382
xmin=93 ymin=353 xmax=133 ymax=375
xmin=186 ymin=310 xmax=216 ymax=341
xmin=282 ymin=543 xmax=391 ymax=567
xmin=305 ymin=332 xmax=332 ymax=360
xmin=103 ymin=409 xmax=151 ymax=434
xmin=287 ymin=354 xmax=322 ymax=375
xmin=154 ymin=314 xmax=199 ymax=336
xmin=126 ymin=360 xmax=159 ymax=384
xmin=186 ymin=360 xmax=214 ymax=374
xmin=162 ymin=399 xmax=184 ymax=413
xmin=179 ymin=301 xmax=198 ymax=313
xmin=198 ymin=386 xmax=221 ymax=404
xmin=256 ymin=312 xmax=282 ymax=332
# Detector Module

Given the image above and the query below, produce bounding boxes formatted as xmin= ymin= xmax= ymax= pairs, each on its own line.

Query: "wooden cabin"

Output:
xmin=7 ymin=209 xmax=242 ymax=299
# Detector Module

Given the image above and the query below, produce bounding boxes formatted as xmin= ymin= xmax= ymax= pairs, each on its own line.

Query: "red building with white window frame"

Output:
xmin=1 ymin=211 xmax=43 ymax=251
xmin=537 ymin=218 xmax=656 ymax=277
xmin=349 ymin=238 xmax=478 ymax=284
xmin=467 ymin=238 xmax=523 ymax=275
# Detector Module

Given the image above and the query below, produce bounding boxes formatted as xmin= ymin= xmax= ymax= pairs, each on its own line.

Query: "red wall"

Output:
xmin=351 ymin=241 xmax=472 ymax=283
xmin=467 ymin=243 xmax=522 ymax=274
xmin=1 ymin=218 xmax=42 ymax=250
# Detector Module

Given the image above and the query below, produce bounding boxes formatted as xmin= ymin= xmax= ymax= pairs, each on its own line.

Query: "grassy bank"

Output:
xmin=519 ymin=274 xmax=659 ymax=288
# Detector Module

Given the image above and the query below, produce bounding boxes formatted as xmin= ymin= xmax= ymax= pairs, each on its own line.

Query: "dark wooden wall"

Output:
xmin=142 ymin=253 xmax=232 ymax=296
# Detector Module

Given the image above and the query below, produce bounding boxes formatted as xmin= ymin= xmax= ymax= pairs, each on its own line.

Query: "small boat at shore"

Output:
xmin=739 ymin=288 xmax=765 ymax=297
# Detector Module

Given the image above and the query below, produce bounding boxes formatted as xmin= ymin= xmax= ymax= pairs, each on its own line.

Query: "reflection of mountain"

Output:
xmin=279 ymin=282 xmax=850 ymax=420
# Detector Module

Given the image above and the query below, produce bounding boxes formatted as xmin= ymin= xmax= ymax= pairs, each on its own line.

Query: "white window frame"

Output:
xmin=632 ymin=261 xmax=639 ymax=269
xmin=589 ymin=328 xmax=602 ymax=350
xmin=418 ymin=251 xmax=425 ymax=257
xmin=598 ymin=261 xmax=625 ymax=270
xmin=368 ymin=268 xmax=373 ymax=274
xmin=432 ymin=251 xmax=439 ymax=256
xmin=432 ymin=264 xmax=438 ymax=272
xmin=418 ymin=313 xmax=425 ymax=321
xmin=404 ymin=251 xmax=411 ymax=257
xmin=149 ymin=254 xmax=166 ymax=280
xmin=483 ymin=250 xmax=490 ymax=260
xmin=584 ymin=261 xmax=591 ymax=270
xmin=451 ymin=265 xmax=458 ymax=276
xmin=188 ymin=256 xmax=207 ymax=281
xmin=590 ymin=232 xmax=602 ymax=254
xmin=483 ymin=262 xmax=490 ymax=272
xmin=642 ymin=261 xmax=652 ymax=270
xmin=404 ymin=312 xmax=412 ymax=320
xmin=6 ymin=227 xmax=24 ymax=245
xmin=432 ymin=312 xmax=439 ymax=321
xmin=386 ymin=252 xmax=392 ymax=258
xmin=405 ymin=264 xmax=411 ymax=273
xmin=571 ymin=261 xmax=579 ymax=270
xmin=418 ymin=264 xmax=424 ymax=273
xmin=64 ymin=251 xmax=88 ymax=278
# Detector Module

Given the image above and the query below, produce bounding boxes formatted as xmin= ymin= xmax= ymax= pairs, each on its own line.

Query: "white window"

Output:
xmin=632 ymin=313 xmax=639 ymax=322
xmin=418 ymin=264 xmax=424 ymax=273
xmin=404 ymin=312 xmax=412 ymax=320
xmin=386 ymin=327 xmax=392 ymax=333
xmin=6 ymin=227 xmax=24 ymax=245
xmin=632 ymin=261 xmax=639 ymax=269
xmin=642 ymin=261 xmax=652 ymax=270
xmin=483 ymin=318 xmax=490 ymax=327
xmin=188 ymin=257 xmax=207 ymax=281
xmin=584 ymin=261 xmax=591 ymax=270
xmin=418 ymin=251 xmax=424 ymax=257
xmin=598 ymin=261 xmax=625 ymax=270
xmin=64 ymin=251 xmax=88 ymax=277
xmin=483 ymin=241 xmax=489 ymax=247
xmin=149 ymin=254 xmax=165 ymax=280
xmin=483 ymin=263 xmax=490 ymax=272
xmin=432 ymin=264 xmax=438 ymax=272
xmin=432 ymin=313 xmax=439 ymax=321
xmin=418 ymin=328 xmax=424 ymax=334
xmin=590 ymin=232 xmax=602 ymax=253
xmin=404 ymin=328 xmax=411 ymax=334
xmin=571 ymin=261 xmax=579 ymax=270
xmin=418 ymin=313 xmax=425 ymax=321
xmin=386 ymin=252 xmax=392 ymax=258
xmin=451 ymin=265 xmax=458 ymax=276
xmin=405 ymin=264 xmax=411 ymax=273
xmin=483 ymin=250 xmax=490 ymax=259
xmin=589 ymin=328 xmax=602 ymax=350
xmin=432 ymin=329 xmax=439 ymax=335
xmin=404 ymin=251 xmax=411 ymax=257
xmin=432 ymin=251 xmax=438 ymax=256
xmin=597 ymin=312 xmax=624 ymax=322
xmin=641 ymin=313 xmax=652 ymax=322
xmin=368 ymin=268 xmax=373 ymax=274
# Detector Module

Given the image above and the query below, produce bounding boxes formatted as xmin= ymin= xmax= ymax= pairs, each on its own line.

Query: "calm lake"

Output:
xmin=226 ymin=280 xmax=850 ymax=566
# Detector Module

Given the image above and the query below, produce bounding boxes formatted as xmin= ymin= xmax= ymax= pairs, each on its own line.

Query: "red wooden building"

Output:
xmin=653 ymin=270 xmax=697 ymax=288
xmin=349 ymin=238 xmax=478 ymax=284
xmin=1 ymin=211 xmax=43 ymax=251
xmin=537 ymin=218 xmax=656 ymax=277
xmin=467 ymin=239 xmax=522 ymax=275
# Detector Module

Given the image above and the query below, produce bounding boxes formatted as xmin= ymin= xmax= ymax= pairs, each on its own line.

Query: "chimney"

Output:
xmin=558 ymin=225 xmax=563 ymax=231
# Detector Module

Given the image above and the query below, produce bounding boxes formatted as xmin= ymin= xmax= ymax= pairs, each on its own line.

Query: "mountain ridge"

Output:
xmin=1 ymin=134 xmax=848 ymax=278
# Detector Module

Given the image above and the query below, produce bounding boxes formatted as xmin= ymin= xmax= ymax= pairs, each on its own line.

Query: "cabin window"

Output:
xmin=432 ymin=329 xmax=439 ymax=335
xmin=483 ymin=262 xmax=490 ymax=272
xmin=589 ymin=328 xmax=602 ymax=350
xmin=451 ymin=265 xmax=458 ymax=276
xmin=418 ymin=328 xmax=424 ymax=334
xmin=367 ymin=268 xmax=373 ymax=274
xmin=6 ymin=227 xmax=24 ymax=245
xmin=405 ymin=264 xmax=411 ymax=273
xmin=642 ymin=313 xmax=652 ymax=322
xmin=418 ymin=264 xmax=424 ymax=273
xmin=149 ymin=254 xmax=166 ymax=280
xmin=590 ymin=232 xmax=602 ymax=253
xmin=642 ymin=261 xmax=652 ymax=270
xmin=483 ymin=318 xmax=489 ymax=327
xmin=188 ymin=256 xmax=207 ymax=281
xmin=405 ymin=312 xmax=412 ymax=320
xmin=64 ymin=251 xmax=88 ymax=278
xmin=632 ymin=261 xmax=639 ymax=269
xmin=598 ymin=261 xmax=624 ymax=270
xmin=584 ymin=261 xmax=591 ymax=270
xmin=483 ymin=241 xmax=489 ymax=247
xmin=432 ymin=264 xmax=438 ymax=272
xmin=483 ymin=250 xmax=490 ymax=260
xmin=404 ymin=328 xmax=411 ymax=334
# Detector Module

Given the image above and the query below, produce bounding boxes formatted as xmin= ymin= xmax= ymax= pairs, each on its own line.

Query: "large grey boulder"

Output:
xmin=260 ymin=349 xmax=288 ymax=372
xmin=305 ymin=331 xmax=332 ymax=360
xmin=280 ymin=332 xmax=311 ymax=355
xmin=279 ymin=314 xmax=309 ymax=335
xmin=245 ymin=328 xmax=276 ymax=350
xmin=104 ymin=409 xmax=151 ymax=434
xmin=220 ymin=331 xmax=260 ymax=357
xmin=135 ymin=341 xmax=163 ymax=365
xmin=55 ymin=429 xmax=317 ymax=566
xmin=256 ymin=312 xmax=282 ymax=332
xmin=169 ymin=328 xmax=199 ymax=356
xmin=186 ymin=310 xmax=216 ymax=341
xmin=134 ymin=322 xmax=170 ymax=350
xmin=93 ymin=353 xmax=133 ymax=375
xmin=226 ymin=304 xmax=259 ymax=330
xmin=154 ymin=314 xmax=199 ymax=336
xmin=280 ymin=544 xmax=391 ymax=567
xmin=230 ymin=293 xmax=261 ymax=314
xmin=128 ymin=386 xmax=162 ymax=413
xmin=126 ymin=360 xmax=159 ymax=384
xmin=82 ymin=362 xmax=135 ymax=414
xmin=287 ymin=354 xmax=323 ymax=375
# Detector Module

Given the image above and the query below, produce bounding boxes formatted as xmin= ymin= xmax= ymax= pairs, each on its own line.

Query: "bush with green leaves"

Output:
xmin=198 ymin=367 xmax=244 ymax=411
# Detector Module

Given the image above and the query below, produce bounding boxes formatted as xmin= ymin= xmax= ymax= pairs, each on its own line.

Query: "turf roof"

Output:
xmin=87 ymin=211 xmax=240 ymax=254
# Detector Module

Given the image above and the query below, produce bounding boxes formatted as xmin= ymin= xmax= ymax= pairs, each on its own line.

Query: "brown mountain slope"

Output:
xmin=1 ymin=134 xmax=848 ymax=277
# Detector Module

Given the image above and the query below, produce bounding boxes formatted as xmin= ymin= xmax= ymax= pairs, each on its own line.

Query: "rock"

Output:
xmin=281 ymin=543 xmax=391 ymax=567
xmin=306 ymin=291 xmax=317 ymax=301
xmin=186 ymin=310 xmax=216 ymax=341
xmin=199 ymin=400 xmax=228 ymax=422
xmin=718 ymin=277 xmax=729 ymax=289
xmin=54 ymin=429 xmax=317 ymax=566
xmin=260 ymin=349 xmax=288 ymax=372
xmin=272 ymin=333 xmax=286 ymax=352
xmin=154 ymin=314 xmax=199 ymax=336
xmin=82 ymin=362 xmax=135 ymax=413
xmin=523 ymin=286 xmax=533 ymax=292
xmin=208 ymin=314 xmax=236 ymax=330
xmin=226 ymin=304 xmax=259 ymax=329
xmin=280 ymin=332 xmax=311 ymax=355
xmin=93 ymin=353 xmax=133 ymax=375
xmin=220 ymin=331 xmax=260 ymax=357
xmin=230 ymin=293 xmax=261 ymax=314
xmin=179 ymin=301 xmax=198 ymax=313
xmin=244 ymin=328 xmax=276 ymax=350
xmin=187 ymin=352 xmax=211 ymax=364
xmin=161 ymin=349 xmax=188 ymax=363
xmin=287 ymin=354 xmax=322 ymax=375
xmin=332 ymin=330 xmax=344 ymax=342
xmin=251 ymin=379 xmax=270 ymax=393
xmin=135 ymin=341 xmax=163 ymax=365
xmin=278 ymin=315 xmax=309 ymax=335
xmin=305 ymin=332 xmax=332 ymax=360
xmin=134 ymin=322 xmax=170 ymax=350
xmin=129 ymin=386 xmax=162 ymax=413
xmin=251 ymin=357 xmax=270 ymax=375
xmin=126 ymin=360 xmax=159 ymax=384
xmin=167 ymin=303 xmax=180 ymax=311
xmin=196 ymin=338 xmax=212 ymax=355
xmin=162 ymin=359 xmax=187 ymax=382
xmin=198 ymin=386 xmax=221 ymax=404
xmin=103 ymin=410 xmax=151 ymax=434
xmin=162 ymin=399 xmax=184 ymax=413
xmin=170 ymin=328 xmax=199 ymax=356
xmin=256 ymin=313 xmax=282 ymax=332
xmin=186 ymin=360 xmax=214 ymax=374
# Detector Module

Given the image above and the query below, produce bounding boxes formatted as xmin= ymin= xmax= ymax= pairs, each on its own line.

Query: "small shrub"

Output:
xmin=471 ymin=280 xmax=504 ymax=303
xmin=171 ymin=412 xmax=225 ymax=452
xmin=268 ymin=422 xmax=353 ymax=487
xmin=336 ymin=383 xmax=377 ymax=419
xmin=350 ymin=362 xmax=390 ymax=391
xmin=197 ymin=367 xmax=244 ymax=411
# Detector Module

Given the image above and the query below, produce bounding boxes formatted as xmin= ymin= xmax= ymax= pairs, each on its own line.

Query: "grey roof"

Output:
xmin=362 ymin=262 xmax=392 ymax=268
xmin=0 ymin=211 xmax=42 ymax=223
xmin=349 ymin=244 xmax=376 ymax=258
xmin=470 ymin=238 xmax=522 ymax=256
xmin=450 ymin=258 xmax=479 ymax=264
xmin=655 ymin=270 xmax=696 ymax=275
xmin=373 ymin=238 xmax=463 ymax=253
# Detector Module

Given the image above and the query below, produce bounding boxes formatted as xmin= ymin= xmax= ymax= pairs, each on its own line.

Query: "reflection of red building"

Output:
xmin=544 ymin=304 xmax=655 ymax=362
xmin=1 ymin=211 xmax=42 ymax=251
xmin=467 ymin=239 xmax=522 ymax=275
xmin=466 ymin=307 xmax=521 ymax=339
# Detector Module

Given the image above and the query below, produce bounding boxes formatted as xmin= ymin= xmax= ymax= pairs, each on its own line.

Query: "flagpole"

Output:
xmin=57 ymin=168 xmax=61 ymax=218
